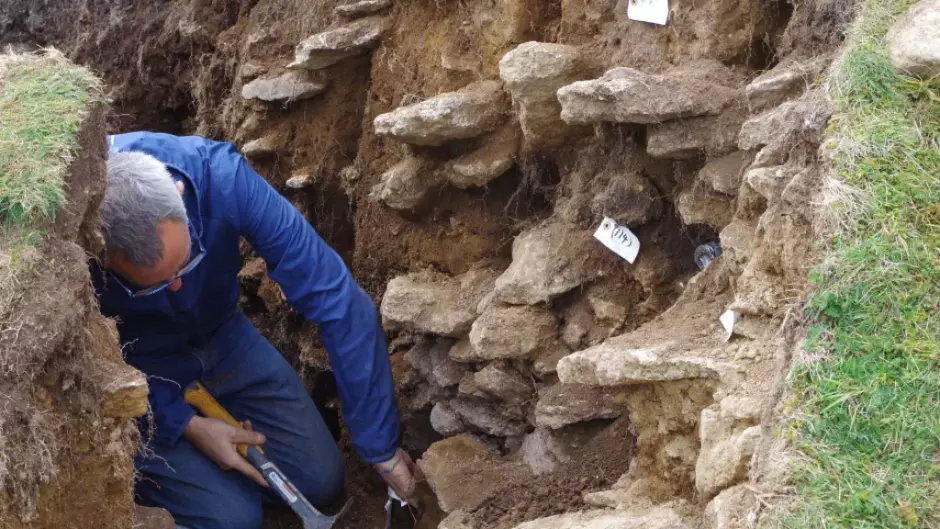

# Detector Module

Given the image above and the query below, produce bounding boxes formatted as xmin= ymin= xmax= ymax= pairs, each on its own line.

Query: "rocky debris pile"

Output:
xmin=369 ymin=39 xmax=837 ymax=529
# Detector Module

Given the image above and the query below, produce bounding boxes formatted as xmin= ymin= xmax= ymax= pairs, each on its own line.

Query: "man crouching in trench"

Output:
xmin=90 ymin=132 xmax=416 ymax=529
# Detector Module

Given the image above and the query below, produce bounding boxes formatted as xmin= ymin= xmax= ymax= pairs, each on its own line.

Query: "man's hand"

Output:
xmin=184 ymin=416 xmax=269 ymax=487
xmin=374 ymin=448 xmax=417 ymax=505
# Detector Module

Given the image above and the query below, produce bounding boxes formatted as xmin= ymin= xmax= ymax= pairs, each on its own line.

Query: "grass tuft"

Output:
xmin=0 ymin=51 xmax=102 ymax=230
xmin=773 ymin=0 xmax=940 ymax=528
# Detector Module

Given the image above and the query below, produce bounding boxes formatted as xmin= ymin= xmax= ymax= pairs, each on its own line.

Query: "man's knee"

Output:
xmin=294 ymin=452 xmax=346 ymax=507
xmin=193 ymin=492 xmax=263 ymax=529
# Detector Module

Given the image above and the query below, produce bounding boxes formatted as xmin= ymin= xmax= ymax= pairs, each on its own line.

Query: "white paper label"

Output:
xmin=719 ymin=310 xmax=740 ymax=342
xmin=628 ymin=0 xmax=670 ymax=25
xmin=593 ymin=217 xmax=641 ymax=264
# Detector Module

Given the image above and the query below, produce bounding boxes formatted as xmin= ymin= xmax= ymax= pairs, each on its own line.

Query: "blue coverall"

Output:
xmin=90 ymin=132 xmax=401 ymax=529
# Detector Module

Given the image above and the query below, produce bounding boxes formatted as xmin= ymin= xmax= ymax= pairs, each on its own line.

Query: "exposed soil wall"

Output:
xmin=0 ymin=1 xmax=854 ymax=528
xmin=0 ymin=55 xmax=147 ymax=529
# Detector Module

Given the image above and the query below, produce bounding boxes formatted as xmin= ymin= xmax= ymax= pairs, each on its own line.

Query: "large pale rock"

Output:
xmin=698 ymin=151 xmax=751 ymax=195
xmin=473 ymin=363 xmax=533 ymax=403
xmin=509 ymin=507 xmax=690 ymax=529
xmin=677 ymin=187 xmax=734 ymax=230
xmin=557 ymin=341 xmax=719 ymax=386
xmin=290 ymin=17 xmax=388 ymax=70
xmin=448 ymin=397 xmax=527 ymax=436
xmin=705 ymin=484 xmax=760 ymax=529
xmin=738 ymin=99 xmax=833 ymax=151
xmin=534 ymin=384 xmax=626 ymax=429
xmin=334 ymin=0 xmax=392 ymax=18
xmin=430 ymin=402 xmax=465 ymax=436
xmin=745 ymin=57 xmax=828 ymax=111
xmin=466 ymin=304 xmax=560 ymax=361
xmin=380 ymin=268 xmax=498 ymax=337
xmin=444 ymin=127 xmax=518 ymax=189
xmin=374 ymin=81 xmax=509 ymax=146
xmin=887 ymin=0 xmax=940 ymax=79
xmin=695 ymin=404 xmax=763 ymax=498
xmin=494 ymin=223 xmax=607 ymax=305
xmin=499 ymin=42 xmax=590 ymax=150
xmin=370 ymin=156 xmax=444 ymax=210
xmin=241 ymin=71 xmax=327 ymax=102
xmin=646 ymin=110 xmax=744 ymax=159
xmin=420 ymin=435 xmax=529 ymax=513
xmin=558 ymin=68 xmax=737 ymax=125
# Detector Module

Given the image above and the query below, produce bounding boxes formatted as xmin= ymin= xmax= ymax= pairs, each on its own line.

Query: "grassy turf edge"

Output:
xmin=768 ymin=1 xmax=940 ymax=528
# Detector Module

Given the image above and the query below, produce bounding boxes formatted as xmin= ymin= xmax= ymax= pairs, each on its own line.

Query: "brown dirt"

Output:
xmin=470 ymin=416 xmax=636 ymax=529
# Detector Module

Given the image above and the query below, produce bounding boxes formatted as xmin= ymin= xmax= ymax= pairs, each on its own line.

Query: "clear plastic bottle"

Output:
xmin=694 ymin=242 xmax=722 ymax=271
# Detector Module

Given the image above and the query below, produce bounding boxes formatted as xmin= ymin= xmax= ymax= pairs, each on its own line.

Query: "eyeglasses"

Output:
xmin=109 ymin=236 xmax=206 ymax=298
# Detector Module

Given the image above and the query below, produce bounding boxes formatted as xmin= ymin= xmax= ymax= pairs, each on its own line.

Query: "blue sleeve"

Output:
xmin=148 ymin=377 xmax=197 ymax=447
xmin=207 ymin=141 xmax=401 ymax=464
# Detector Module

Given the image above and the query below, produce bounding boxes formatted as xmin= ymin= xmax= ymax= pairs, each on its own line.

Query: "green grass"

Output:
xmin=0 ymin=52 xmax=101 ymax=230
xmin=775 ymin=1 xmax=940 ymax=528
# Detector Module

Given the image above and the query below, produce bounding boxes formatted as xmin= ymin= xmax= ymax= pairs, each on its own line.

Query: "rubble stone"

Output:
xmin=370 ymin=156 xmax=444 ymax=210
xmin=457 ymin=371 xmax=489 ymax=398
xmin=508 ymin=507 xmax=691 ymax=529
xmin=698 ymin=151 xmax=751 ymax=195
xmin=100 ymin=367 xmax=149 ymax=419
xmin=695 ymin=404 xmax=762 ymax=498
xmin=533 ymin=344 xmax=572 ymax=375
xmin=374 ymin=81 xmax=509 ymax=146
xmin=745 ymin=58 xmax=827 ymax=111
xmin=290 ymin=17 xmax=388 ymax=70
xmin=677 ymin=187 xmax=735 ymax=230
xmin=285 ymin=169 xmax=316 ymax=189
xmin=738 ymin=99 xmax=834 ymax=151
xmin=407 ymin=337 xmax=469 ymax=388
xmin=420 ymin=435 xmax=529 ymax=513
xmin=439 ymin=511 xmax=475 ymax=529
xmin=241 ymin=71 xmax=327 ymax=102
xmin=744 ymin=165 xmax=799 ymax=202
xmin=132 ymin=505 xmax=175 ymax=529
xmin=520 ymin=428 xmax=568 ymax=475
xmin=887 ymin=0 xmax=940 ymax=79
xmin=473 ymin=362 xmax=533 ymax=403
xmin=557 ymin=341 xmax=719 ymax=386
xmin=448 ymin=397 xmax=527 ymax=436
xmin=646 ymin=111 xmax=744 ymax=159
xmin=380 ymin=268 xmax=497 ymax=337
xmin=466 ymin=304 xmax=560 ymax=361
xmin=719 ymin=219 xmax=758 ymax=264
xmin=534 ymin=383 xmax=626 ymax=429
xmin=705 ymin=484 xmax=760 ymax=529
xmin=430 ymin=402 xmax=465 ymax=436
xmin=241 ymin=136 xmax=279 ymax=157
xmin=560 ymin=301 xmax=594 ymax=350
xmin=558 ymin=68 xmax=737 ymax=125
xmin=494 ymin=223 xmax=608 ymax=305
xmin=499 ymin=42 xmax=590 ymax=150
xmin=334 ymin=0 xmax=392 ymax=18
xmin=444 ymin=127 xmax=518 ymax=189
xmin=589 ymin=171 xmax=661 ymax=227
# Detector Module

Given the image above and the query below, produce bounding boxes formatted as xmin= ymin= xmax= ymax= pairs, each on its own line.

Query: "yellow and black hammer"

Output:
xmin=184 ymin=381 xmax=352 ymax=529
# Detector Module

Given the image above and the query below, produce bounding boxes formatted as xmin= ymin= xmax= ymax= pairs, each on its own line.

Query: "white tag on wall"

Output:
xmin=719 ymin=310 xmax=740 ymax=342
xmin=593 ymin=217 xmax=641 ymax=264
xmin=628 ymin=0 xmax=670 ymax=25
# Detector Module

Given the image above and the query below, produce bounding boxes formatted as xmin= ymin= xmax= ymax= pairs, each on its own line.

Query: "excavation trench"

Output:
xmin=0 ymin=0 xmax=851 ymax=528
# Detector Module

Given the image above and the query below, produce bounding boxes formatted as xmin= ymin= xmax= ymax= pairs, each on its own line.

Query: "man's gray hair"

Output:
xmin=101 ymin=151 xmax=189 ymax=268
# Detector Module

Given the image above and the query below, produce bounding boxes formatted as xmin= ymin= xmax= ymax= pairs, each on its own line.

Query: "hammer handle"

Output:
xmin=183 ymin=381 xmax=265 ymax=458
